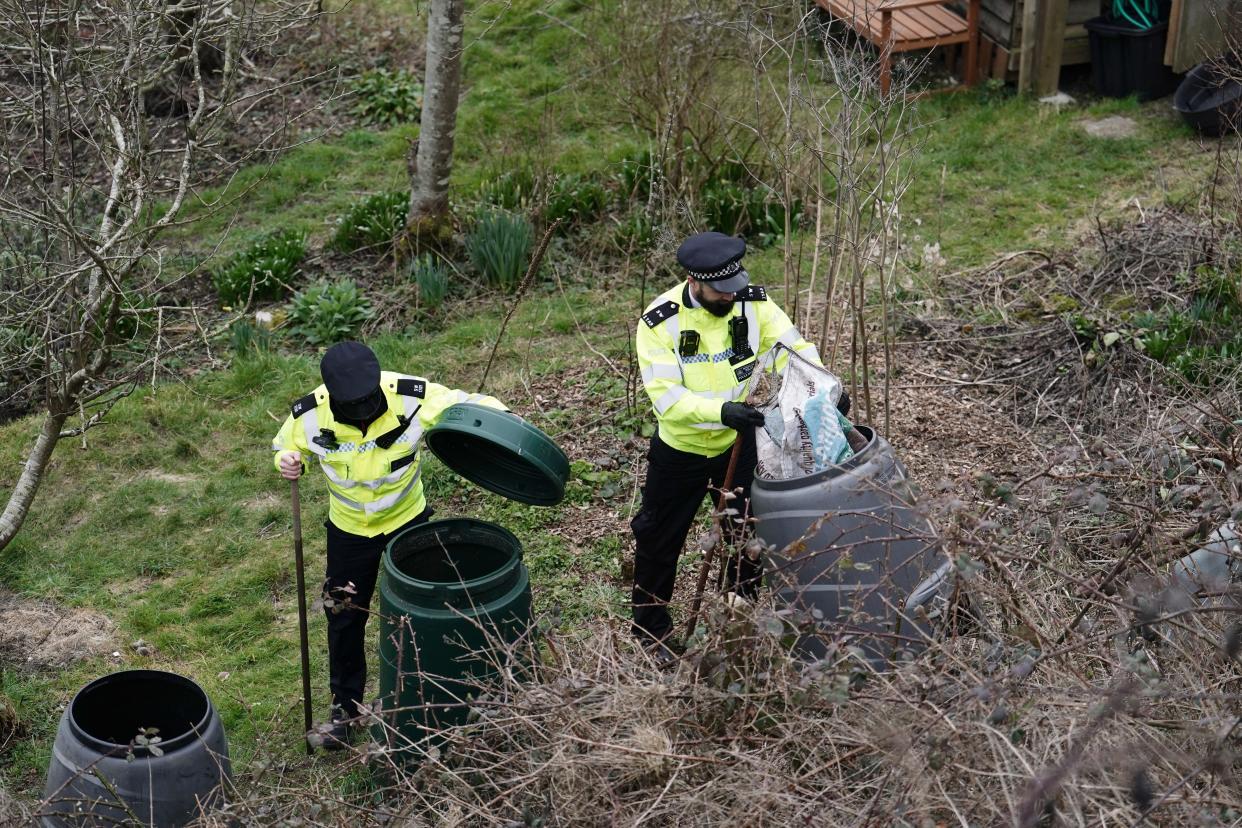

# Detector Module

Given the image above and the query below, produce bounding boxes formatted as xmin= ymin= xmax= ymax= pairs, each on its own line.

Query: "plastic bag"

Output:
xmin=754 ymin=345 xmax=854 ymax=480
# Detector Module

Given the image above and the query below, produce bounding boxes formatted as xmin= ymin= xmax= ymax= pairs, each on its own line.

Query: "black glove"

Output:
xmin=721 ymin=402 xmax=765 ymax=431
xmin=837 ymin=389 xmax=851 ymax=417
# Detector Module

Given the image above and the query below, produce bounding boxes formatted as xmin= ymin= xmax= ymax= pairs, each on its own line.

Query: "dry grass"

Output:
xmin=177 ymin=203 xmax=1242 ymax=827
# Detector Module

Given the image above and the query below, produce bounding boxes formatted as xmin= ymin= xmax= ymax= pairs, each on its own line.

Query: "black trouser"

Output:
xmin=630 ymin=432 xmax=761 ymax=645
xmin=323 ymin=508 xmax=431 ymax=714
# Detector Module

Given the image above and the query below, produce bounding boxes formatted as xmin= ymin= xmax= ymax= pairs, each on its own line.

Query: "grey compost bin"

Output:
xmin=751 ymin=425 xmax=954 ymax=665
xmin=42 ymin=670 xmax=230 ymax=827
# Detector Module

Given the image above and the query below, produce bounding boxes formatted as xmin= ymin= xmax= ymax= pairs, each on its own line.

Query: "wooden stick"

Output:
xmin=290 ymin=478 xmax=314 ymax=756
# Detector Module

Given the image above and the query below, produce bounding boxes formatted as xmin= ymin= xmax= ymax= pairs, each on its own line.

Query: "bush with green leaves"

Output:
xmin=544 ymin=174 xmax=610 ymax=228
xmin=288 ymin=279 xmax=373 ymax=346
xmin=467 ymin=210 xmax=534 ymax=290
xmin=331 ymin=191 xmax=409 ymax=253
xmin=408 ymin=253 xmax=450 ymax=309
xmin=350 ymin=68 xmax=423 ymax=127
xmin=212 ymin=230 xmax=306 ymax=307
xmin=700 ymin=181 xmax=802 ymax=249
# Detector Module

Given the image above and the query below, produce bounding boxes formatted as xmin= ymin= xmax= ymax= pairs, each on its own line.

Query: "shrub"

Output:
xmin=288 ymin=279 xmax=373 ymax=346
xmin=350 ymin=68 xmax=423 ymax=127
xmin=700 ymin=181 xmax=802 ymax=249
xmin=612 ymin=209 xmax=656 ymax=252
xmin=331 ymin=191 xmax=409 ymax=253
xmin=476 ymin=168 xmax=537 ymax=211
xmin=466 ymin=210 xmax=534 ymax=290
xmin=409 ymin=253 xmax=450 ymax=309
xmin=212 ymin=230 xmax=306 ymax=307
xmin=544 ymin=174 xmax=610 ymax=228
xmin=615 ymin=150 xmax=653 ymax=203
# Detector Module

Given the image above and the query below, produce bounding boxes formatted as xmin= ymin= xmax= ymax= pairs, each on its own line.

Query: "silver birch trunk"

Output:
xmin=408 ymin=0 xmax=465 ymax=221
xmin=0 ymin=411 xmax=70 ymax=549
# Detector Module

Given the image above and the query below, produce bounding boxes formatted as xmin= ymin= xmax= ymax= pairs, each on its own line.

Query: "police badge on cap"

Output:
xmin=676 ymin=231 xmax=751 ymax=294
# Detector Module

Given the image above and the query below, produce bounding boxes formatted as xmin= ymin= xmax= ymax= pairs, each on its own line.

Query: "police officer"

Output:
xmin=631 ymin=231 xmax=839 ymax=654
xmin=271 ymin=341 xmax=506 ymax=747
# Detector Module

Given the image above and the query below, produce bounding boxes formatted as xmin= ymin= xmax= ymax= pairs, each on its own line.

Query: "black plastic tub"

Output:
xmin=1085 ymin=17 xmax=1179 ymax=101
xmin=42 ymin=670 xmax=230 ymax=826
xmin=1174 ymin=57 xmax=1242 ymax=137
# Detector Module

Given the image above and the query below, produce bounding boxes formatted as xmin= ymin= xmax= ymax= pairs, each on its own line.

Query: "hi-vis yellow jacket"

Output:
xmin=272 ymin=371 xmax=504 ymax=537
xmin=636 ymin=282 xmax=820 ymax=457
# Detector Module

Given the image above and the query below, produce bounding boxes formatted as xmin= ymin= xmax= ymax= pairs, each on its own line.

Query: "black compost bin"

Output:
xmin=1174 ymin=57 xmax=1242 ymax=137
xmin=1085 ymin=17 xmax=1179 ymax=101
xmin=42 ymin=670 xmax=230 ymax=827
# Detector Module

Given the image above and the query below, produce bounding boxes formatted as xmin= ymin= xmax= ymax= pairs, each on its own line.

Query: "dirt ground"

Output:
xmin=0 ymin=589 xmax=117 ymax=672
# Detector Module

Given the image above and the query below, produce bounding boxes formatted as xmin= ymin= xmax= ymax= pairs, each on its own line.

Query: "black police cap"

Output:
xmin=676 ymin=231 xmax=750 ymax=293
xmin=321 ymin=341 xmax=381 ymax=403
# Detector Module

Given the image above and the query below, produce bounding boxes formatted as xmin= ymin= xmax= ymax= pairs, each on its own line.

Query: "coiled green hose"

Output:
xmin=1112 ymin=0 xmax=1159 ymax=30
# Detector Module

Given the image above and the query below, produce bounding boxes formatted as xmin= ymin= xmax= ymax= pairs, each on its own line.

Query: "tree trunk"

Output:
xmin=0 ymin=409 xmax=70 ymax=550
xmin=408 ymin=0 xmax=465 ymax=224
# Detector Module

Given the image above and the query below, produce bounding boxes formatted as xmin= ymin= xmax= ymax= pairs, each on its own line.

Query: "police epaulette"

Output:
xmin=642 ymin=300 xmax=679 ymax=328
xmin=396 ymin=378 xmax=427 ymax=398
xmin=290 ymin=393 xmax=317 ymax=419
xmin=735 ymin=285 xmax=767 ymax=302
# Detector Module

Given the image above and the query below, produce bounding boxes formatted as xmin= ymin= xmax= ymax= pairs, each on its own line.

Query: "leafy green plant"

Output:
xmin=544 ymin=174 xmax=610 ymax=228
xmin=229 ymin=318 xmax=275 ymax=358
xmin=331 ymin=191 xmax=409 ymax=253
xmin=700 ymin=181 xmax=802 ymax=248
xmin=476 ymin=168 xmax=537 ymax=211
xmin=409 ymin=253 xmax=450 ymax=309
xmin=288 ymin=279 xmax=373 ymax=346
xmin=1129 ymin=267 xmax=1242 ymax=381
xmin=350 ymin=68 xmax=423 ymax=127
xmin=614 ymin=149 xmax=653 ymax=203
xmin=612 ymin=209 xmax=655 ymax=252
xmin=212 ymin=230 xmax=306 ymax=307
xmin=466 ymin=210 xmax=534 ymax=290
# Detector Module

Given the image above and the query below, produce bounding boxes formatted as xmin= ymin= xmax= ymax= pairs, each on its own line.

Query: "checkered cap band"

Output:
xmin=689 ymin=259 xmax=744 ymax=282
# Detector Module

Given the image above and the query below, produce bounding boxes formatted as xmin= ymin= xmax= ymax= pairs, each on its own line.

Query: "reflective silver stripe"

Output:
xmin=329 ymin=464 xmax=422 ymax=513
xmin=775 ymin=328 xmax=800 ymax=349
xmin=320 ymin=456 xmax=420 ymax=490
xmin=744 ymin=301 xmax=760 ymax=356
xmin=691 ymin=422 xmax=729 ymax=430
xmin=695 ymin=381 xmax=750 ymax=402
xmin=642 ymin=363 xmax=682 ymax=383
xmin=301 ymin=409 xmax=328 ymax=457
xmin=664 ymin=312 xmax=680 ymax=346
xmin=654 ymin=385 xmax=686 ymax=415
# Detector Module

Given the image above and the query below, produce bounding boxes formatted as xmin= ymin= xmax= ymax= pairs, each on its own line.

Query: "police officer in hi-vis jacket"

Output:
xmin=272 ymin=340 xmax=505 ymax=747
xmin=631 ymin=231 xmax=840 ymax=655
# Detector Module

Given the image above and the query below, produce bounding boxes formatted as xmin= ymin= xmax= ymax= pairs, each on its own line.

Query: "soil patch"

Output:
xmin=0 ymin=589 xmax=116 ymax=671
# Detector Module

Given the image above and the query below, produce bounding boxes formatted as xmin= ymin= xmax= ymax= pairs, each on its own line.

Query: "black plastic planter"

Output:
xmin=1174 ymin=57 xmax=1242 ymax=137
xmin=42 ymin=670 xmax=230 ymax=827
xmin=1085 ymin=17 xmax=1179 ymax=101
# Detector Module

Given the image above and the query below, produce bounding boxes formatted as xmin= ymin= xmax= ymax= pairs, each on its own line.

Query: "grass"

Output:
xmin=905 ymin=90 xmax=1212 ymax=267
xmin=0 ymin=283 xmax=642 ymax=793
xmin=1 ymin=0 xmax=1233 ymax=803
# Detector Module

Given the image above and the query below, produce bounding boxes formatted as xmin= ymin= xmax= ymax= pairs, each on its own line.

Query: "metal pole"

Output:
xmin=290 ymin=478 xmax=314 ymax=756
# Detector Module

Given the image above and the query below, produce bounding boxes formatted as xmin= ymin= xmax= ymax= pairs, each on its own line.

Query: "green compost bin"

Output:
xmin=374 ymin=519 xmax=532 ymax=756
xmin=424 ymin=403 xmax=570 ymax=506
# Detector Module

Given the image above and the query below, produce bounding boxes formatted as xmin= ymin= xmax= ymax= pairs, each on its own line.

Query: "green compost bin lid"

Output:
xmin=424 ymin=403 xmax=570 ymax=506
